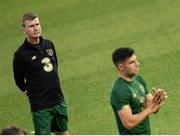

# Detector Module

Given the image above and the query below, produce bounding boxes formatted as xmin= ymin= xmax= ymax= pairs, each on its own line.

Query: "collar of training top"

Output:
xmin=24 ymin=36 xmax=43 ymax=48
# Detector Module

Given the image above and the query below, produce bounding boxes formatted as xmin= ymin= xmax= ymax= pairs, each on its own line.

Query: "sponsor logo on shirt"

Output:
xmin=133 ymin=93 xmax=137 ymax=98
xmin=31 ymin=55 xmax=36 ymax=60
xmin=41 ymin=57 xmax=53 ymax=72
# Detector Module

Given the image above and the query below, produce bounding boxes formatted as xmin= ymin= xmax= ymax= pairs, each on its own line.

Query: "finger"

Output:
xmin=159 ymin=91 xmax=167 ymax=103
xmin=152 ymin=89 xmax=159 ymax=96
xmin=152 ymin=88 xmax=162 ymax=96
xmin=151 ymin=101 xmax=160 ymax=110
xmin=23 ymin=90 xmax=28 ymax=96
xmin=153 ymin=91 xmax=161 ymax=102
xmin=154 ymin=91 xmax=164 ymax=104
xmin=153 ymin=104 xmax=161 ymax=112
xmin=156 ymin=95 xmax=164 ymax=104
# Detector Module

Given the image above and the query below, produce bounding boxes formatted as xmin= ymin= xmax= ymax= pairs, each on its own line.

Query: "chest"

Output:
xmin=23 ymin=47 xmax=56 ymax=72
xmin=128 ymin=81 xmax=147 ymax=112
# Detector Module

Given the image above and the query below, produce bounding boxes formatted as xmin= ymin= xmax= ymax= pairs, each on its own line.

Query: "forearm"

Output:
xmin=120 ymin=108 xmax=151 ymax=129
xmin=121 ymin=92 xmax=164 ymax=129
xmin=15 ymin=79 xmax=26 ymax=92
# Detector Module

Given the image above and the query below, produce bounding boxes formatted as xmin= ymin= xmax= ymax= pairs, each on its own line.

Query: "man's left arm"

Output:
xmin=51 ymin=42 xmax=59 ymax=67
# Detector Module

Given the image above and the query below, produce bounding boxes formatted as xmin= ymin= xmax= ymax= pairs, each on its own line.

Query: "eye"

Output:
xmin=28 ymin=25 xmax=34 ymax=28
xmin=129 ymin=61 xmax=135 ymax=64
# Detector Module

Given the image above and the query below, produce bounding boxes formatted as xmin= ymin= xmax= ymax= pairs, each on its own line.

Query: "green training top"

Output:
xmin=110 ymin=75 xmax=150 ymax=135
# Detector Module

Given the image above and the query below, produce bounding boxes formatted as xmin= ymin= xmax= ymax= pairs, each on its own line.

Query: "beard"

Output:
xmin=126 ymin=73 xmax=136 ymax=79
xmin=125 ymin=68 xmax=139 ymax=79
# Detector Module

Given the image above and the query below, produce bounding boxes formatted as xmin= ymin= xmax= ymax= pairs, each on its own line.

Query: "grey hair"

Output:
xmin=21 ymin=12 xmax=38 ymax=27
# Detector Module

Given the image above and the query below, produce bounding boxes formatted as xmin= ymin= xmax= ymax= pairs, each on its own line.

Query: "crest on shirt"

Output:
xmin=139 ymin=84 xmax=145 ymax=94
xmin=132 ymin=93 xmax=137 ymax=98
xmin=46 ymin=49 xmax=54 ymax=56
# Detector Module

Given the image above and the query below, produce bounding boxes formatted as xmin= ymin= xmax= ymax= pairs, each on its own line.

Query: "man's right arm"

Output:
xmin=13 ymin=52 xmax=26 ymax=92
xmin=118 ymin=99 xmax=161 ymax=129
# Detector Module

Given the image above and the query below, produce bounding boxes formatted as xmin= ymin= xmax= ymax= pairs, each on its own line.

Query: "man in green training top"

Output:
xmin=110 ymin=47 xmax=167 ymax=135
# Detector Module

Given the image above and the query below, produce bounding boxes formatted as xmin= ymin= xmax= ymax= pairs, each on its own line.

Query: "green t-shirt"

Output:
xmin=110 ymin=75 xmax=150 ymax=135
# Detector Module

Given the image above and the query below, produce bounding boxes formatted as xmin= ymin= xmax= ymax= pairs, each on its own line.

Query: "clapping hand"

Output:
xmin=152 ymin=88 xmax=167 ymax=106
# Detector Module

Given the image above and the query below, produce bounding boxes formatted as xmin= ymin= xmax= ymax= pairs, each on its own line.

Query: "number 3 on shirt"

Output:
xmin=41 ymin=57 xmax=53 ymax=72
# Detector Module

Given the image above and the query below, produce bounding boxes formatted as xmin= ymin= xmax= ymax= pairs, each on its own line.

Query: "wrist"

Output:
xmin=143 ymin=107 xmax=152 ymax=115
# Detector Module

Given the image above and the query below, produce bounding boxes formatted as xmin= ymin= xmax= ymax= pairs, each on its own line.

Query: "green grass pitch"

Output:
xmin=1 ymin=0 xmax=180 ymax=134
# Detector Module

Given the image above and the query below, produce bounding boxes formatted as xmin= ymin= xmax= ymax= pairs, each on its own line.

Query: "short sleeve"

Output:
xmin=111 ymin=87 xmax=131 ymax=111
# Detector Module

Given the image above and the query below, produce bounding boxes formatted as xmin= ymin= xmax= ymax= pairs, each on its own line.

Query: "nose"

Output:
xmin=136 ymin=61 xmax=140 ymax=66
xmin=34 ymin=25 xmax=39 ymax=31
xmin=34 ymin=26 xmax=38 ymax=30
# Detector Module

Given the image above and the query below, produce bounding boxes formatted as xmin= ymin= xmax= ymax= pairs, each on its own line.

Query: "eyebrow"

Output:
xmin=28 ymin=23 xmax=39 ymax=27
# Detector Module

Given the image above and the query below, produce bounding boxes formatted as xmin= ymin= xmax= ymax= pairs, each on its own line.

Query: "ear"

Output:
xmin=117 ymin=63 xmax=124 ymax=71
xmin=21 ymin=27 xmax=26 ymax=33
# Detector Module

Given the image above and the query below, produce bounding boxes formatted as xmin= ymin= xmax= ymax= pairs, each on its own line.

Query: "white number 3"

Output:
xmin=41 ymin=57 xmax=53 ymax=72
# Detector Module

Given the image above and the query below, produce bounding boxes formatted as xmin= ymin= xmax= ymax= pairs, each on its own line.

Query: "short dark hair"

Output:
xmin=21 ymin=12 xmax=38 ymax=27
xmin=112 ymin=47 xmax=135 ymax=67
xmin=0 ymin=125 xmax=27 ymax=135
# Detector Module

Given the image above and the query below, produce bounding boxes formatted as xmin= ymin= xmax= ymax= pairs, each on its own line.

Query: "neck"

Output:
xmin=27 ymin=37 xmax=40 ymax=45
xmin=118 ymin=71 xmax=134 ymax=81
